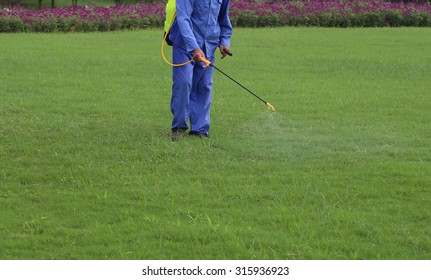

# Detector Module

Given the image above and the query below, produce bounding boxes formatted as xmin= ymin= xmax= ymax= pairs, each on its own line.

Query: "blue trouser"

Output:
xmin=171 ymin=44 xmax=215 ymax=135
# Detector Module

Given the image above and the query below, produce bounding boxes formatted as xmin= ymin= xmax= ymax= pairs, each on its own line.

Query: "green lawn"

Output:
xmin=0 ymin=28 xmax=430 ymax=259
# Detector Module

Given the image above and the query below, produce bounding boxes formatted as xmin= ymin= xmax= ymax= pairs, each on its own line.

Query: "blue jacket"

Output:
xmin=169 ymin=0 xmax=233 ymax=55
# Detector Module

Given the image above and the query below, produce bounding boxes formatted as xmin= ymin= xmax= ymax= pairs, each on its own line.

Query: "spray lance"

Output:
xmin=198 ymin=56 xmax=275 ymax=112
xmin=161 ymin=0 xmax=275 ymax=112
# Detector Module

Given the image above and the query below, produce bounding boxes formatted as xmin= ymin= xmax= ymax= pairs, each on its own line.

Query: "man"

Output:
xmin=168 ymin=0 xmax=233 ymax=141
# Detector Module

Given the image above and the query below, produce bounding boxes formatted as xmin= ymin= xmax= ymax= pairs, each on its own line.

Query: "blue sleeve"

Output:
xmin=175 ymin=0 xmax=199 ymax=52
xmin=218 ymin=0 xmax=233 ymax=47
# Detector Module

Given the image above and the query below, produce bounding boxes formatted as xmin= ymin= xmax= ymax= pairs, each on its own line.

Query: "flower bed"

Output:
xmin=230 ymin=0 xmax=431 ymax=27
xmin=1 ymin=0 xmax=431 ymax=32
xmin=0 ymin=3 xmax=165 ymax=32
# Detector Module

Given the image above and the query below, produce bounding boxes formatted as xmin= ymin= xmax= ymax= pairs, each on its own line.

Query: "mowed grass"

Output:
xmin=0 ymin=28 xmax=430 ymax=260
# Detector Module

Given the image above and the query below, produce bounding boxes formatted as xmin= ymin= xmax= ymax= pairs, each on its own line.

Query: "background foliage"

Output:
xmin=1 ymin=0 xmax=431 ymax=32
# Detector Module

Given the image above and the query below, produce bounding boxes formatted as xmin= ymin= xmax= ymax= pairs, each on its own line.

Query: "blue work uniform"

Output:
xmin=169 ymin=0 xmax=232 ymax=136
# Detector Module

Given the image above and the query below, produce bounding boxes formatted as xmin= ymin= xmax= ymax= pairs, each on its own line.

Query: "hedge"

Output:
xmin=1 ymin=0 xmax=431 ymax=32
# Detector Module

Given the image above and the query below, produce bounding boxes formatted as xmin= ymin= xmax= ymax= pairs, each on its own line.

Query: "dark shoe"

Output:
xmin=171 ymin=128 xmax=186 ymax=141
xmin=189 ymin=131 xmax=209 ymax=139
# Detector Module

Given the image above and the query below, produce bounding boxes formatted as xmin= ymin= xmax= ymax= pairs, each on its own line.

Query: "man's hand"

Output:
xmin=219 ymin=45 xmax=231 ymax=59
xmin=192 ymin=48 xmax=206 ymax=62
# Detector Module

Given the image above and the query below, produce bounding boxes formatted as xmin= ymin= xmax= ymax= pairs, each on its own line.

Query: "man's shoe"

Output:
xmin=189 ymin=131 xmax=209 ymax=139
xmin=171 ymin=128 xmax=186 ymax=141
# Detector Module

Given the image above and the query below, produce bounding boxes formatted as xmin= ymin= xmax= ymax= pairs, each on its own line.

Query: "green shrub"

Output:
xmin=362 ymin=12 xmax=384 ymax=27
xmin=409 ymin=12 xmax=431 ymax=26
xmin=0 ymin=16 xmax=25 ymax=32
xmin=385 ymin=10 xmax=403 ymax=27
xmin=31 ymin=18 xmax=59 ymax=32
xmin=349 ymin=13 xmax=366 ymax=27
xmin=257 ymin=14 xmax=282 ymax=27
xmin=96 ymin=20 xmax=111 ymax=32
xmin=235 ymin=13 xmax=259 ymax=27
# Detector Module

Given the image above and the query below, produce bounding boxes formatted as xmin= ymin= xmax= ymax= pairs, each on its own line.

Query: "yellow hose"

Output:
xmin=161 ymin=11 xmax=193 ymax=67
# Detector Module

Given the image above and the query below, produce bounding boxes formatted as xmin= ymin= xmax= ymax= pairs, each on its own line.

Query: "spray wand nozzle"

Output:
xmin=266 ymin=103 xmax=275 ymax=112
